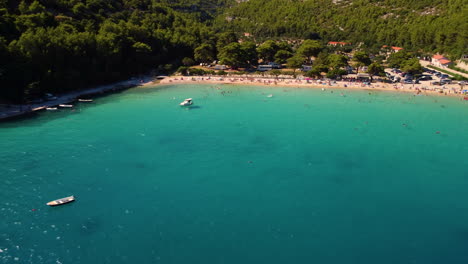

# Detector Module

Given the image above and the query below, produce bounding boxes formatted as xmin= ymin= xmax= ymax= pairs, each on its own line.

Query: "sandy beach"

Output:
xmin=1 ymin=74 xmax=466 ymax=121
xmin=154 ymin=75 xmax=466 ymax=98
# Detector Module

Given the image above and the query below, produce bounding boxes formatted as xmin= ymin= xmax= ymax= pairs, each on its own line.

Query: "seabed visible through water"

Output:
xmin=1 ymin=84 xmax=468 ymax=264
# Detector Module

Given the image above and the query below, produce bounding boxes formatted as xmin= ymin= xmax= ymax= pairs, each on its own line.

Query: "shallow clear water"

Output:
xmin=1 ymin=84 xmax=468 ymax=264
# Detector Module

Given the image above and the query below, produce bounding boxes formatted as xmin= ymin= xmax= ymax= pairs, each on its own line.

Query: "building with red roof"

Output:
xmin=328 ymin=41 xmax=351 ymax=46
xmin=381 ymin=45 xmax=403 ymax=53
xmin=438 ymin=59 xmax=452 ymax=65
xmin=431 ymin=54 xmax=453 ymax=67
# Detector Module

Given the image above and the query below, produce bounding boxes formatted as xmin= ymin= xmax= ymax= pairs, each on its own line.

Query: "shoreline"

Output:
xmin=1 ymin=74 xmax=466 ymax=122
xmin=155 ymin=76 xmax=466 ymax=98
xmin=0 ymin=76 xmax=154 ymax=121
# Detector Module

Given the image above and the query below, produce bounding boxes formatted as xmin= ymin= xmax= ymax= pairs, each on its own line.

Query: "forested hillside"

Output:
xmin=0 ymin=0 xmax=228 ymax=102
xmin=215 ymin=0 xmax=467 ymax=58
xmin=0 ymin=0 xmax=467 ymax=103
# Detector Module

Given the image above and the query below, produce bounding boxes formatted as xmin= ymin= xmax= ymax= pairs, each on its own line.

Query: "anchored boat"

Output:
xmin=180 ymin=98 xmax=193 ymax=106
xmin=46 ymin=196 xmax=75 ymax=206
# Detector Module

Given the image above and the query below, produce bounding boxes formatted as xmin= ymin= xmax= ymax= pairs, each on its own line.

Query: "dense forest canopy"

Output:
xmin=215 ymin=0 xmax=467 ymax=57
xmin=0 ymin=0 xmax=467 ymax=102
xmin=0 ymin=0 xmax=228 ymax=102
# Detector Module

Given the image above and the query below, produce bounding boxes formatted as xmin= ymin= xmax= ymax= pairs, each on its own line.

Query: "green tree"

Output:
xmin=296 ymin=40 xmax=323 ymax=64
xmin=367 ymin=62 xmax=385 ymax=81
xmin=177 ymin=66 xmax=189 ymax=75
xmin=307 ymin=64 xmax=328 ymax=78
xmin=133 ymin=42 xmax=152 ymax=53
xmin=28 ymin=1 xmax=46 ymax=14
xmin=182 ymin=57 xmax=195 ymax=66
xmin=326 ymin=69 xmax=347 ymax=79
xmin=387 ymin=51 xmax=412 ymax=68
xmin=218 ymin=42 xmax=244 ymax=69
xmin=401 ymin=58 xmax=422 ymax=75
xmin=257 ymin=40 xmax=278 ymax=63
xmin=328 ymin=54 xmax=348 ymax=70
xmin=274 ymin=50 xmax=292 ymax=64
xmin=277 ymin=41 xmax=292 ymax=53
xmin=216 ymin=31 xmax=237 ymax=51
xmin=194 ymin=43 xmax=215 ymax=63
xmin=286 ymin=55 xmax=304 ymax=76
xmin=352 ymin=51 xmax=371 ymax=72
xmin=240 ymin=41 xmax=257 ymax=66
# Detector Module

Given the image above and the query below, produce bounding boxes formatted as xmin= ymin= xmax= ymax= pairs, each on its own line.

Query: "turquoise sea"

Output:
xmin=1 ymin=84 xmax=468 ymax=264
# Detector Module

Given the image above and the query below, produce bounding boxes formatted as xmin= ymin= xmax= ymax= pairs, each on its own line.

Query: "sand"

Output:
xmin=154 ymin=75 xmax=465 ymax=98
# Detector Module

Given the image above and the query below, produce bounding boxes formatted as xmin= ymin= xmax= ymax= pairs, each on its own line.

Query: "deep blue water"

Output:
xmin=1 ymin=84 xmax=468 ymax=263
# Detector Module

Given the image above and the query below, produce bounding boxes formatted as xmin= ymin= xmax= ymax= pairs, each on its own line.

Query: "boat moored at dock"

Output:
xmin=59 ymin=104 xmax=73 ymax=108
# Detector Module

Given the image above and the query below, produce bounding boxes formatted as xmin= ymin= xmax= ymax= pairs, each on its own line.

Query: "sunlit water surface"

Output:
xmin=1 ymin=84 xmax=468 ymax=264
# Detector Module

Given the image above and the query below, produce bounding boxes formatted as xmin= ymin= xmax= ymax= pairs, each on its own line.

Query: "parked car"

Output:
xmin=403 ymin=79 xmax=413 ymax=84
xmin=440 ymin=79 xmax=452 ymax=84
xmin=419 ymin=75 xmax=433 ymax=81
xmin=431 ymin=81 xmax=441 ymax=85
xmin=441 ymin=74 xmax=449 ymax=79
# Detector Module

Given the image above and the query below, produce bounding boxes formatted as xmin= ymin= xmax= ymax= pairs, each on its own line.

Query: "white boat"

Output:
xmin=179 ymin=98 xmax=193 ymax=106
xmin=46 ymin=196 xmax=75 ymax=206
xmin=78 ymin=99 xmax=93 ymax=102
xmin=267 ymin=94 xmax=273 ymax=98
xmin=59 ymin=104 xmax=73 ymax=108
xmin=46 ymin=107 xmax=57 ymax=111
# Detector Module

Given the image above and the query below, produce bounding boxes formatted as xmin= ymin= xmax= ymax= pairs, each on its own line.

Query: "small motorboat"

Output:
xmin=59 ymin=104 xmax=73 ymax=108
xmin=46 ymin=196 xmax=75 ymax=206
xmin=267 ymin=94 xmax=273 ymax=98
xmin=46 ymin=107 xmax=58 ymax=111
xmin=180 ymin=98 xmax=193 ymax=106
xmin=78 ymin=99 xmax=93 ymax=102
